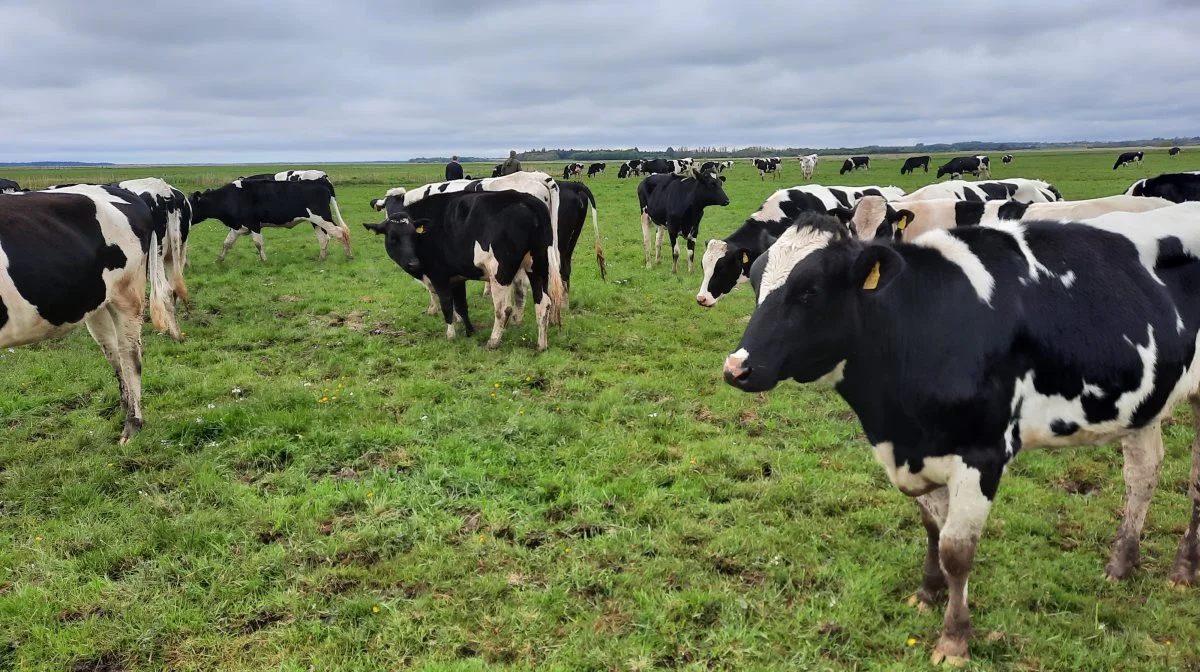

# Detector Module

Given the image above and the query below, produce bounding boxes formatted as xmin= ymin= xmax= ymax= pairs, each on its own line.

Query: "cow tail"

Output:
xmin=542 ymin=196 xmax=567 ymax=326
xmin=167 ymin=210 xmax=189 ymax=306
xmin=587 ymin=188 xmax=607 ymax=281
xmin=329 ymin=194 xmax=353 ymax=249
xmin=147 ymin=232 xmax=181 ymax=340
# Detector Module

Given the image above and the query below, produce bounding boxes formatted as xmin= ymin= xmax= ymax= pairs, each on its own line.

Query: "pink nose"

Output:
xmin=723 ymin=353 xmax=748 ymax=382
xmin=696 ymin=294 xmax=716 ymax=307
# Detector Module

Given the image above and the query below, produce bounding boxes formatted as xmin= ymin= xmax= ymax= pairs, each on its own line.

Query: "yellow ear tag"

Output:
xmin=863 ymin=261 xmax=881 ymax=290
xmin=415 ymin=224 xmax=425 ymax=234
xmin=896 ymin=215 xmax=908 ymax=230
xmin=741 ymin=252 xmax=749 ymax=264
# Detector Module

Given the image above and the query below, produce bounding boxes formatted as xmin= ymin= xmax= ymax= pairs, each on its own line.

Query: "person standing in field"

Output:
xmin=445 ymin=155 xmax=464 ymax=181
xmin=500 ymin=150 xmax=523 ymax=175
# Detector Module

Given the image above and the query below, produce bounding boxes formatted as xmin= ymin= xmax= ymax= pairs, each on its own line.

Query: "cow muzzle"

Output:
xmin=722 ymin=350 xmax=751 ymax=386
xmin=696 ymin=292 xmax=717 ymax=308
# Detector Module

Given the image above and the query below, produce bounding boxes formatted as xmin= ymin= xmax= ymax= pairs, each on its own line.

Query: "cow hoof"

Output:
xmin=1168 ymin=577 xmax=1192 ymax=592
xmin=345 ymin=254 xmax=354 ymax=260
xmin=906 ymin=594 xmax=934 ymax=613
xmin=931 ymin=641 xmax=969 ymax=667
xmin=485 ymin=340 xmax=501 ymax=350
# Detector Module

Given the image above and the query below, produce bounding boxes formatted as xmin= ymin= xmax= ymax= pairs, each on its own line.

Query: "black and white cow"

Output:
xmin=617 ymin=160 xmax=643 ymax=179
xmin=695 ymin=184 xmax=904 ymax=307
xmin=0 ymin=185 xmax=180 ymax=442
xmin=1127 ymin=171 xmax=1200 ymax=202
xmin=699 ymin=161 xmax=718 ymax=175
xmin=638 ymin=171 xmax=729 ymax=273
xmin=639 ymin=159 xmax=678 ymax=175
xmin=936 ymin=155 xmax=990 ymax=179
xmin=563 ymin=163 xmax=584 ymax=179
xmin=363 ymin=190 xmax=565 ymax=351
xmin=587 ymin=162 xmax=606 ymax=178
xmin=899 ymin=178 xmax=1062 ymax=203
xmin=723 ymin=205 xmax=1200 ymax=664
xmin=717 ymin=160 xmax=734 ymax=173
xmin=839 ymin=156 xmax=870 ymax=174
xmin=1170 ymin=147 xmax=1182 ymax=157
xmin=900 ymin=156 xmax=930 ymax=175
xmin=191 ymin=178 xmax=352 ymax=262
xmin=755 ymin=157 xmax=782 ymax=180
xmin=117 ymin=178 xmax=192 ymax=308
xmin=239 ymin=169 xmax=334 ymax=193
xmin=1002 ymin=154 xmax=1014 ymax=164
xmin=1113 ymin=151 xmax=1144 ymax=169
xmin=492 ymin=164 xmax=504 ymax=178
xmin=0 ymin=178 xmax=20 ymax=193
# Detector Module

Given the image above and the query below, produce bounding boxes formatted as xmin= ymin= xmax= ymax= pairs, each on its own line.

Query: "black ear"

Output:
xmin=718 ymin=175 xmax=726 ymax=183
xmin=852 ymin=244 xmax=905 ymax=293
xmin=890 ymin=209 xmax=915 ymax=236
xmin=363 ymin=221 xmax=387 ymax=234
xmin=190 ymin=191 xmax=201 ymax=201
xmin=830 ymin=206 xmax=855 ymax=225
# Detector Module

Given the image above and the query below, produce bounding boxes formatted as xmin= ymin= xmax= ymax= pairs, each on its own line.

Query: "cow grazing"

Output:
xmin=1127 ymin=171 xmax=1200 ymax=203
xmin=898 ymin=178 xmax=1062 ymax=203
xmin=364 ymin=190 xmax=565 ymax=351
xmin=562 ymin=163 xmax=583 ymax=180
xmin=0 ymin=185 xmax=180 ymax=442
xmin=587 ymin=162 xmax=606 ymax=178
xmin=717 ymin=160 xmax=734 ymax=173
xmin=617 ymin=159 xmax=644 ymax=179
xmin=638 ymin=172 xmax=729 ymax=273
xmin=798 ymin=154 xmax=819 ymax=180
xmin=839 ymin=156 xmax=870 ymax=174
xmin=639 ymin=159 xmax=678 ymax=175
xmin=1002 ymin=154 xmax=1013 ymax=164
xmin=723 ymin=206 xmax=1200 ymax=664
xmin=0 ymin=178 xmax=20 ymax=193
xmin=117 ymin=178 xmax=192 ymax=308
xmin=846 ymin=194 xmax=1174 ymax=243
xmin=1113 ymin=151 xmax=1145 ymax=169
xmin=192 ymin=178 xmax=352 ymax=262
xmin=755 ymin=157 xmax=782 ymax=180
xmin=900 ymin=156 xmax=929 ymax=175
xmin=696 ymin=184 xmax=904 ymax=307
xmin=1170 ymin=146 xmax=1182 ymax=157
xmin=937 ymin=155 xmax=990 ymax=179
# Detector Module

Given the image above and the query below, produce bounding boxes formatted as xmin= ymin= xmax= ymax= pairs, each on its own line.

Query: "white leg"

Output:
xmin=655 ymin=226 xmax=664 ymax=264
xmin=1106 ymin=424 xmax=1165 ymax=581
xmin=640 ymin=212 xmax=653 ymax=269
xmin=511 ymin=271 xmax=529 ymax=324
xmin=314 ymin=227 xmax=330 ymax=261
xmin=534 ymin=291 xmax=551 ymax=352
xmin=251 ymin=231 xmax=266 ymax=262
xmin=485 ymin=279 xmax=513 ymax=350
xmin=217 ymin=228 xmax=244 ymax=263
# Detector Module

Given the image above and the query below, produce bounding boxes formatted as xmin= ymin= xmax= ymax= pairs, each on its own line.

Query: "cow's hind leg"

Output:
xmin=670 ymin=231 xmax=680 ymax=274
xmin=640 ymin=211 xmax=653 ymax=269
xmin=655 ymin=225 xmax=664 ymax=265
xmin=910 ymin=488 xmax=949 ymax=612
xmin=451 ymin=282 xmax=474 ymax=336
xmin=1170 ymin=397 xmax=1200 ymax=587
xmin=314 ymin=225 xmax=330 ymax=261
xmin=485 ymin=278 xmax=514 ymax=350
xmin=85 ymin=301 xmax=144 ymax=444
xmin=1106 ymin=424 xmax=1164 ymax=581
xmin=529 ymin=270 xmax=551 ymax=352
xmin=251 ymin=230 xmax=267 ymax=262
xmin=686 ymin=235 xmax=696 ymax=273
xmin=216 ymin=227 xmax=246 ymax=263
xmin=511 ymin=270 xmax=529 ymax=325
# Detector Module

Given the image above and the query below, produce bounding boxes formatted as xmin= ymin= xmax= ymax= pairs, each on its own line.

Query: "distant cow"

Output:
xmin=117 ymin=178 xmax=192 ymax=308
xmin=1170 ymin=147 xmax=1182 ymax=157
xmin=937 ymin=156 xmax=990 ymax=179
xmin=696 ymin=184 xmax=904 ymax=307
xmin=1113 ymin=151 xmax=1144 ymax=170
xmin=755 ymin=157 xmax=782 ymax=180
xmin=699 ymin=161 xmax=718 ymax=175
xmin=1127 ymin=171 xmax=1200 ymax=203
xmin=799 ymin=154 xmax=819 ymax=180
xmin=638 ymin=171 xmax=729 ymax=273
xmin=0 ymin=185 xmax=179 ymax=443
xmin=618 ymin=159 xmax=643 ymax=178
xmin=839 ymin=156 xmax=870 ymax=174
xmin=492 ymin=164 xmax=504 ymax=178
xmin=0 ymin=178 xmax=20 ymax=193
xmin=562 ymin=163 xmax=584 ymax=180
xmin=587 ymin=162 xmax=606 ymax=177
xmin=899 ymin=178 xmax=1062 ymax=203
xmin=1002 ymin=154 xmax=1013 ymax=164
xmin=717 ymin=160 xmax=734 ymax=173
xmin=640 ymin=159 xmax=677 ymax=175
xmin=192 ymin=178 xmax=352 ymax=262
xmin=900 ymin=156 xmax=930 ymax=175
xmin=364 ymin=190 xmax=565 ymax=351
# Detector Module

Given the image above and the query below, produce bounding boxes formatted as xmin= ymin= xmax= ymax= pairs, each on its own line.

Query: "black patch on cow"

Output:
xmin=423 ymin=186 xmax=433 ymax=199
xmin=976 ymin=183 xmax=1012 ymax=200
xmin=1159 ymin=236 xmax=1186 ymax=264
xmin=955 ymin=201 xmax=986 ymax=227
xmin=830 ymin=189 xmax=853 ymax=208
xmin=1050 ymin=419 xmax=1079 ymax=436
xmin=437 ymin=183 xmax=450 ymax=193
xmin=465 ymin=180 xmax=484 ymax=193
xmin=996 ymin=201 xmax=1029 ymax=221
xmin=0 ymin=295 xmax=7 ymax=331
xmin=961 ymin=188 xmax=983 ymax=202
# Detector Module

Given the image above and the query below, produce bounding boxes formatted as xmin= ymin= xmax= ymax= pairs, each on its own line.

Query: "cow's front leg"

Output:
xmin=670 ymin=230 xmax=680 ymax=274
xmin=654 ymin=225 xmax=664 ymax=265
xmin=931 ymin=458 xmax=1000 ymax=667
xmin=485 ymin=279 xmax=513 ymax=350
xmin=1170 ymin=397 xmax=1200 ymax=586
xmin=510 ymin=271 xmax=529 ymax=324
xmin=451 ymin=282 xmax=474 ymax=336
xmin=314 ymin=226 xmax=330 ymax=261
xmin=437 ymin=288 xmax=457 ymax=339
xmin=910 ymin=488 xmax=949 ymax=611
xmin=686 ymin=235 xmax=696 ymax=273
xmin=216 ymin=227 xmax=245 ymax=263
xmin=1107 ymin=423 xmax=1164 ymax=581
xmin=640 ymin=211 xmax=653 ymax=269
xmin=251 ymin=229 xmax=267 ymax=262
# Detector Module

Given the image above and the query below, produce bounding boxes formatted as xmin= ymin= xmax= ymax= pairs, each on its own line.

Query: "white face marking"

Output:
xmin=758 ymin=227 xmax=835 ymax=305
xmin=697 ymin=239 xmax=729 ymax=303
xmin=913 ymin=231 xmax=995 ymax=306
xmin=1060 ymin=270 xmax=1077 ymax=288
xmin=850 ymin=196 xmax=888 ymax=239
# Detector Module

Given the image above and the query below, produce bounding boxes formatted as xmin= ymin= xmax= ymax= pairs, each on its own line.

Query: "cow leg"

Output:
xmin=931 ymin=460 xmax=998 ymax=666
xmin=419 ymin=276 xmax=442 ymax=317
xmin=670 ymin=231 xmax=680 ymax=274
xmin=85 ymin=299 xmax=145 ymax=444
xmin=451 ymin=282 xmax=474 ymax=336
xmin=1170 ymin=397 xmax=1200 ymax=586
xmin=529 ymin=270 xmax=551 ymax=352
xmin=216 ymin=227 xmax=246 ymax=263
xmin=485 ymin=278 xmax=513 ymax=350
xmin=1106 ymin=423 xmax=1164 ymax=581
xmin=511 ymin=271 xmax=529 ymax=324
xmin=314 ymin=226 xmax=330 ymax=261
xmin=251 ymin=230 xmax=267 ymax=262
xmin=655 ymin=226 xmax=664 ymax=265
xmin=437 ymin=288 xmax=458 ymax=340
xmin=909 ymin=488 xmax=950 ymax=612
xmin=686 ymin=235 xmax=696 ymax=273
xmin=640 ymin=211 xmax=653 ymax=269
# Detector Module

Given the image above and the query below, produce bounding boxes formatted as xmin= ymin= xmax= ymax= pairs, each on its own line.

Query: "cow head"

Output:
xmin=697 ymin=239 xmax=752 ymax=307
xmin=692 ymin=171 xmax=730 ymax=207
xmin=363 ymin=212 xmax=426 ymax=277
xmin=844 ymin=196 xmax=912 ymax=242
xmin=190 ymin=189 xmax=222 ymax=223
xmin=723 ymin=214 xmax=904 ymax=392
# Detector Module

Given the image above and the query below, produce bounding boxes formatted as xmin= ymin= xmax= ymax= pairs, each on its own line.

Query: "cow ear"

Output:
xmin=852 ymin=244 xmax=905 ymax=293
xmin=829 ymin=206 xmax=855 ymax=225
xmin=190 ymin=191 xmax=201 ymax=201
xmin=363 ymin=221 xmax=387 ymax=235
xmin=892 ymin=209 xmax=914 ymax=232
xmin=718 ymin=175 xmax=726 ymax=183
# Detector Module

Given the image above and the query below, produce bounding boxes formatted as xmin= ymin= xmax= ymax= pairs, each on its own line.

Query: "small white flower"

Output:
xmin=207 ymin=403 xmax=215 ymax=409
xmin=421 ymin=415 xmax=429 ymax=421
xmin=829 ymin=598 xmax=837 ymax=607
xmin=196 ymin=417 xmax=203 ymax=424
xmin=6 ymin=348 xmax=13 ymax=353
xmin=231 ymin=387 xmax=243 ymax=396
xmin=349 ymin=392 xmax=354 ymax=397
xmin=303 ymin=382 xmax=313 ymax=388
xmin=769 ymin=555 xmax=782 ymax=566
xmin=206 ymin=441 xmax=218 ymax=448
xmin=648 ymin=413 xmax=658 ymax=418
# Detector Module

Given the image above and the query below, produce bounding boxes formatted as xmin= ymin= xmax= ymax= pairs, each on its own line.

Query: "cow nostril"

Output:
xmin=723 ymin=365 xmax=751 ymax=385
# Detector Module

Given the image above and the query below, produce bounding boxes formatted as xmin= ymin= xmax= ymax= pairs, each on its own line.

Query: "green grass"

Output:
xmin=1 ymin=150 xmax=1199 ymax=671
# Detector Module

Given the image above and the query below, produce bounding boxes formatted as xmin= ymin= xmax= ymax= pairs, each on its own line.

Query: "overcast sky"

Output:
xmin=2 ymin=0 xmax=1197 ymax=164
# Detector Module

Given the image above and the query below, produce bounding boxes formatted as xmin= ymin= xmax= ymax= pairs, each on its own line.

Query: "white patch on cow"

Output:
xmin=986 ymin=220 xmax=1054 ymax=282
xmin=819 ymin=360 xmax=847 ymax=384
xmin=1082 ymin=381 xmax=1105 ymax=398
xmin=872 ymin=443 xmax=962 ymax=495
xmin=232 ymin=180 xmax=243 ymax=188
xmin=697 ymin=239 xmax=729 ymax=305
xmin=1177 ymin=310 xmax=1187 ymax=334
xmin=758 ymin=227 xmax=835 ymax=305
xmin=914 ymin=231 xmax=995 ymax=306
xmin=384 ymin=187 xmax=407 ymax=198
xmin=1082 ymin=202 xmax=1200 ymax=277
xmin=1061 ymin=270 xmax=1077 ymax=288
xmin=473 ymin=241 xmax=500 ymax=280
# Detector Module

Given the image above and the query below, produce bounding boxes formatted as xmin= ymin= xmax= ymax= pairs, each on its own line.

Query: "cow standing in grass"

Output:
xmin=723 ymin=206 xmax=1200 ymax=664
xmin=638 ymin=171 xmax=729 ymax=273
xmin=1113 ymin=151 xmax=1144 ymax=169
xmin=118 ymin=178 xmax=192 ymax=308
xmin=0 ymin=184 xmax=179 ymax=443
xmin=1127 ymin=172 xmax=1200 ymax=202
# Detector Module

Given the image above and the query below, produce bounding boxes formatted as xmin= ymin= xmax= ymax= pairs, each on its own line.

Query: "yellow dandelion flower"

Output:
xmin=906 ymin=638 xmax=917 ymax=647
xmin=494 ymin=383 xmax=501 ymax=389
xmin=34 ymin=536 xmax=43 ymax=542
xmin=372 ymin=605 xmax=380 ymax=614
xmin=518 ymin=409 xmax=524 ymax=415
xmin=367 ymin=491 xmax=375 ymax=498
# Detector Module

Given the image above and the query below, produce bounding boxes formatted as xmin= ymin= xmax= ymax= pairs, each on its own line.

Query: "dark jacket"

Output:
xmin=445 ymin=161 xmax=464 ymax=181
xmin=501 ymin=155 xmax=523 ymax=175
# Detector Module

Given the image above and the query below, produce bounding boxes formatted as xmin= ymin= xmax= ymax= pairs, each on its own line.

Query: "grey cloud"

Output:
xmin=0 ymin=0 xmax=1197 ymax=163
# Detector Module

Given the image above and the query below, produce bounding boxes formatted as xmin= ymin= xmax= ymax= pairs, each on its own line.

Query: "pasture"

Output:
xmin=2 ymin=150 xmax=1199 ymax=670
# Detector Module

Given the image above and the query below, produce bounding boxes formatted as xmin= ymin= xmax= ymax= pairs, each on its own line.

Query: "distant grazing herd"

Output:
xmin=2 ymin=142 xmax=1200 ymax=665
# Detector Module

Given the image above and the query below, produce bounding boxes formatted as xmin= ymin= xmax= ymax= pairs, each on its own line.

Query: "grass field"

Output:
xmin=2 ymin=150 xmax=1200 ymax=671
